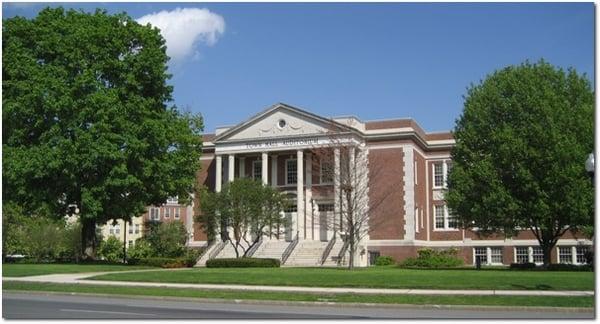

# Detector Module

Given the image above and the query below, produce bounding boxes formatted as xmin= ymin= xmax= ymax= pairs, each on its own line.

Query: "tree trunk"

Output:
xmin=81 ymin=218 xmax=97 ymax=260
xmin=542 ymin=243 xmax=554 ymax=268
xmin=348 ymin=241 xmax=355 ymax=270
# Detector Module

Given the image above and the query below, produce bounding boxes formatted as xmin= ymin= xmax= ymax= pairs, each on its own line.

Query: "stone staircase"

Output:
xmin=252 ymin=240 xmax=291 ymax=260
xmin=284 ymin=240 xmax=329 ymax=267
xmin=321 ymin=239 xmax=347 ymax=267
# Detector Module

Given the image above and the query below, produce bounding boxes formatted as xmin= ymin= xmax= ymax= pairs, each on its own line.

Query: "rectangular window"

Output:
xmin=415 ymin=207 xmax=419 ymax=233
xmin=532 ymin=247 xmax=544 ymax=264
xmin=164 ymin=208 xmax=171 ymax=218
xmin=284 ymin=204 xmax=297 ymax=213
xmin=490 ymin=247 xmax=503 ymax=264
xmin=433 ymin=162 xmax=444 ymax=187
xmin=447 ymin=209 xmax=458 ymax=229
xmin=434 ymin=205 xmax=445 ymax=229
xmin=515 ymin=247 xmax=529 ymax=263
xmin=252 ymin=160 xmax=262 ymax=181
xmin=109 ymin=227 xmax=114 ymax=235
xmin=150 ymin=207 xmax=160 ymax=221
xmin=135 ymin=224 xmax=140 ymax=234
xmin=128 ymin=225 xmax=133 ymax=234
xmin=320 ymin=159 xmax=334 ymax=184
xmin=318 ymin=204 xmax=334 ymax=212
xmin=114 ymin=224 xmax=120 ymax=235
xmin=286 ymin=159 xmax=297 ymax=185
xmin=174 ymin=208 xmax=181 ymax=219
xmin=474 ymin=247 xmax=487 ymax=265
xmin=559 ymin=247 xmax=572 ymax=264
xmin=576 ymin=246 xmax=588 ymax=264
xmin=128 ymin=240 xmax=133 ymax=248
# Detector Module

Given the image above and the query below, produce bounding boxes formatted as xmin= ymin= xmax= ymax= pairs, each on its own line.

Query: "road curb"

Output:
xmin=3 ymin=289 xmax=594 ymax=314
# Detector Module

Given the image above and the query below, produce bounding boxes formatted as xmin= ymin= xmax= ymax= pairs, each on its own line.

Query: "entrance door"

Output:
xmin=319 ymin=204 xmax=334 ymax=241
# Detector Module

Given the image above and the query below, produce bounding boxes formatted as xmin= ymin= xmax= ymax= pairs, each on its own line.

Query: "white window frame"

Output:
xmin=174 ymin=207 xmax=181 ymax=219
xmin=433 ymin=204 xmax=458 ymax=231
xmin=576 ymin=246 xmax=588 ymax=264
xmin=135 ymin=224 xmax=140 ymax=234
xmin=514 ymin=247 xmax=529 ymax=264
xmin=252 ymin=160 xmax=262 ymax=181
xmin=150 ymin=207 xmax=160 ymax=221
xmin=319 ymin=158 xmax=333 ymax=185
xmin=473 ymin=247 xmax=488 ymax=265
xmin=474 ymin=247 xmax=503 ymax=266
xmin=165 ymin=207 xmax=171 ymax=218
xmin=114 ymin=224 xmax=120 ymax=235
xmin=558 ymin=246 xmax=573 ymax=264
xmin=433 ymin=162 xmax=444 ymax=188
xmin=285 ymin=158 xmax=297 ymax=185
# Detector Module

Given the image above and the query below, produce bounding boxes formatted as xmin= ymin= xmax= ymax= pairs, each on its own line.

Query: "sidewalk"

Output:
xmin=3 ymin=271 xmax=594 ymax=297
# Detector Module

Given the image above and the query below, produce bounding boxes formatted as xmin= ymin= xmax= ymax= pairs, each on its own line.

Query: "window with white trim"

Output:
xmin=515 ymin=247 xmax=529 ymax=263
xmin=318 ymin=204 xmax=334 ymax=212
xmin=114 ymin=224 xmax=120 ymax=235
xmin=415 ymin=207 xmax=419 ymax=233
xmin=150 ymin=207 xmax=160 ymax=221
xmin=174 ymin=208 xmax=181 ymax=219
xmin=165 ymin=208 xmax=171 ymax=218
xmin=286 ymin=159 xmax=297 ymax=185
xmin=128 ymin=240 xmax=133 ymax=248
xmin=532 ymin=247 xmax=544 ymax=264
xmin=109 ymin=227 xmax=114 ymax=235
xmin=252 ymin=160 xmax=262 ymax=181
xmin=445 ymin=162 xmax=453 ymax=187
xmin=434 ymin=205 xmax=457 ymax=230
xmin=128 ymin=224 xmax=133 ymax=234
xmin=559 ymin=247 xmax=572 ymax=264
xmin=284 ymin=204 xmax=297 ymax=213
xmin=433 ymin=162 xmax=444 ymax=188
xmin=474 ymin=247 xmax=487 ymax=264
xmin=320 ymin=158 xmax=333 ymax=184
xmin=135 ymin=224 xmax=140 ymax=234
xmin=576 ymin=246 xmax=589 ymax=264
xmin=490 ymin=247 xmax=503 ymax=264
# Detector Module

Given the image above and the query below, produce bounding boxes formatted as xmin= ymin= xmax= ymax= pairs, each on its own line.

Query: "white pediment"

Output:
xmin=216 ymin=103 xmax=352 ymax=142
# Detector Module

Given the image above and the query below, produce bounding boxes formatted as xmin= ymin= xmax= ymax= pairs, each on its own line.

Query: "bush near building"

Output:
xmin=374 ymin=256 xmax=395 ymax=266
xmin=98 ymin=236 xmax=124 ymax=263
xmin=206 ymin=258 xmax=281 ymax=268
xmin=399 ymin=248 xmax=464 ymax=268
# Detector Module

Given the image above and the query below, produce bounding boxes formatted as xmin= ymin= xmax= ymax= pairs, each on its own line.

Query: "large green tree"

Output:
xmin=446 ymin=60 xmax=594 ymax=266
xmin=198 ymin=178 xmax=288 ymax=258
xmin=3 ymin=7 xmax=203 ymax=259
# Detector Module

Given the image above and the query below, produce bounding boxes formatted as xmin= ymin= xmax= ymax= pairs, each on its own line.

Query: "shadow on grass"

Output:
xmin=510 ymin=284 xmax=553 ymax=290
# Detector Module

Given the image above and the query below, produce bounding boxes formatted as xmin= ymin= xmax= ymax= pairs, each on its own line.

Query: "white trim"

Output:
xmin=200 ymin=156 xmax=215 ymax=161
xmin=364 ymin=127 xmax=414 ymax=135
xmin=285 ymin=158 xmax=297 ymax=186
xmin=319 ymin=158 xmax=334 ymax=185
xmin=403 ymin=146 xmax=415 ymax=241
xmin=252 ymin=160 xmax=262 ymax=181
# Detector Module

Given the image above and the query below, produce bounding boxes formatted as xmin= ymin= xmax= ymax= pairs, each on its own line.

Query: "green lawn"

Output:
xmin=3 ymin=281 xmax=593 ymax=308
xmin=89 ymin=266 xmax=594 ymax=291
xmin=2 ymin=263 xmax=154 ymax=277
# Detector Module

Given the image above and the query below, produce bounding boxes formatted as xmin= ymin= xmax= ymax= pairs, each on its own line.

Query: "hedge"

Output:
xmin=206 ymin=257 xmax=280 ymax=268
xmin=509 ymin=262 xmax=537 ymax=270
xmin=374 ymin=256 xmax=395 ymax=266
xmin=399 ymin=248 xmax=464 ymax=268
xmin=128 ymin=257 xmax=186 ymax=268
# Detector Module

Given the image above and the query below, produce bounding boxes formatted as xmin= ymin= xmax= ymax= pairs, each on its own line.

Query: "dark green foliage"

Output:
xmin=3 ymin=7 xmax=204 ymax=258
xmin=126 ymin=239 xmax=154 ymax=260
xmin=142 ymin=220 xmax=188 ymax=258
xmin=206 ymin=257 xmax=281 ymax=268
xmin=400 ymin=248 xmax=464 ymax=268
xmin=374 ymin=256 xmax=395 ymax=266
xmin=128 ymin=257 xmax=187 ymax=268
xmin=198 ymin=179 xmax=288 ymax=257
xmin=98 ymin=236 xmax=124 ymax=263
xmin=447 ymin=60 xmax=594 ymax=266
xmin=509 ymin=263 xmax=537 ymax=270
xmin=546 ymin=264 xmax=593 ymax=272
xmin=183 ymin=248 xmax=202 ymax=267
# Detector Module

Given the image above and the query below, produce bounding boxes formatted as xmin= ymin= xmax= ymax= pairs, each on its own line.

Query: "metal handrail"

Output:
xmin=246 ymin=236 xmax=264 ymax=257
xmin=281 ymin=233 xmax=299 ymax=265
xmin=320 ymin=236 xmax=337 ymax=265
xmin=209 ymin=241 xmax=227 ymax=259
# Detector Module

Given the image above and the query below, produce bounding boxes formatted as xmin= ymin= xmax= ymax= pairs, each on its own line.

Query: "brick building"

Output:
xmin=189 ymin=103 xmax=591 ymax=267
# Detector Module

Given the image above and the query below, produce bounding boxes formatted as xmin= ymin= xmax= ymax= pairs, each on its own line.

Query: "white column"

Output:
xmin=528 ymin=246 xmax=534 ymax=263
xmin=271 ymin=155 xmax=278 ymax=187
xmin=333 ymin=148 xmax=341 ymax=234
xmin=239 ymin=157 xmax=245 ymax=178
xmin=442 ymin=160 xmax=448 ymax=187
xmin=228 ymin=154 xmax=235 ymax=183
xmin=297 ymin=150 xmax=305 ymax=240
xmin=261 ymin=152 xmax=269 ymax=185
xmin=572 ymin=246 xmax=577 ymax=264
xmin=305 ymin=152 xmax=313 ymax=240
xmin=215 ymin=155 xmax=222 ymax=192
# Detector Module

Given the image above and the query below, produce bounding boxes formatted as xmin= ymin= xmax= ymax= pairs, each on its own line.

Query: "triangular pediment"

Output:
xmin=214 ymin=103 xmax=354 ymax=142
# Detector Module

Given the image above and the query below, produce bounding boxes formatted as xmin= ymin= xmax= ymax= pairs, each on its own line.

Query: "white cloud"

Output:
xmin=137 ymin=7 xmax=225 ymax=64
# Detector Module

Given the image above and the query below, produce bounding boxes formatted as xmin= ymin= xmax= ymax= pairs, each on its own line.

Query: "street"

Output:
xmin=2 ymin=292 xmax=593 ymax=319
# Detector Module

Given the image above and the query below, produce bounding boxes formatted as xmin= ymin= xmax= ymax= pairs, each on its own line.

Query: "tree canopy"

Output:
xmin=198 ymin=178 xmax=288 ymax=258
xmin=446 ymin=60 xmax=594 ymax=265
xmin=3 ymin=7 xmax=203 ymax=258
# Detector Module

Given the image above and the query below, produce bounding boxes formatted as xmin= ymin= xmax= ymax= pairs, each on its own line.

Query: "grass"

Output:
xmin=3 ymin=281 xmax=593 ymax=308
xmin=2 ymin=263 xmax=154 ymax=277
xmin=88 ymin=266 xmax=594 ymax=291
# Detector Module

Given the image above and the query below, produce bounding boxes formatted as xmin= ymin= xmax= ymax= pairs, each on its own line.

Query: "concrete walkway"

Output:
xmin=3 ymin=271 xmax=594 ymax=297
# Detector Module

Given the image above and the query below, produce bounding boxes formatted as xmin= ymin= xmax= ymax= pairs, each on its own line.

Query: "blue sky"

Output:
xmin=3 ymin=2 xmax=594 ymax=134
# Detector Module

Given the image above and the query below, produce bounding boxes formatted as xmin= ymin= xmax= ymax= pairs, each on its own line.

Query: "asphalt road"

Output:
xmin=2 ymin=292 xmax=594 ymax=319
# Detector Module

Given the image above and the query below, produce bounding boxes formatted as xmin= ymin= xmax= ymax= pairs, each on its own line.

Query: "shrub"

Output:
xmin=374 ymin=256 xmax=395 ymax=266
xmin=127 ymin=239 xmax=154 ymax=260
xmin=546 ymin=263 xmax=593 ymax=272
xmin=98 ymin=236 xmax=124 ymax=263
xmin=143 ymin=221 xmax=188 ymax=258
xmin=206 ymin=257 xmax=280 ymax=268
xmin=399 ymin=248 xmax=464 ymax=268
xmin=130 ymin=257 xmax=181 ymax=268
xmin=183 ymin=248 xmax=202 ymax=267
xmin=510 ymin=262 xmax=537 ymax=270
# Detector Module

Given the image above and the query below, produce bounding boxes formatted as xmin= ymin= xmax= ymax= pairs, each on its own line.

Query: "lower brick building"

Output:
xmin=185 ymin=102 xmax=591 ymax=267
